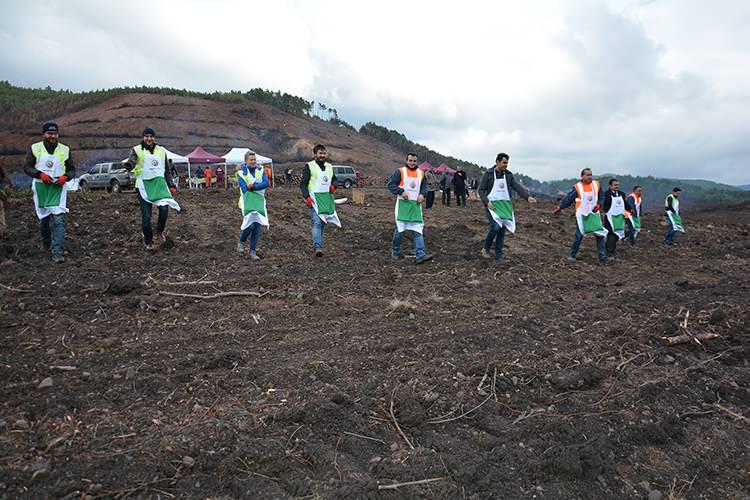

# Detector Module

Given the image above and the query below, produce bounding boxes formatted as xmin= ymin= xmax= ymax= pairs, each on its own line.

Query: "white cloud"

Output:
xmin=1 ymin=0 xmax=748 ymax=183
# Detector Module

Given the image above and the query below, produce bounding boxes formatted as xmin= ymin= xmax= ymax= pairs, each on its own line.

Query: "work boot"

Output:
xmin=606 ymin=256 xmax=615 ymax=262
xmin=145 ymin=242 xmax=155 ymax=252
xmin=315 ymin=248 xmax=323 ymax=257
xmin=237 ymin=241 xmax=245 ymax=256
xmin=567 ymin=256 xmax=576 ymax=262
xmin=391 ymin=251 xmax=400 ymax=260
xmin=249 ymin=251 xmax=260 ymax=261
xmin=415 ymin=254 xmax=433 ymax=264
xmin=481 ymin=248 xmax=492 ymax=259
xmin=51 ymin=254 xmax=65 ymax=264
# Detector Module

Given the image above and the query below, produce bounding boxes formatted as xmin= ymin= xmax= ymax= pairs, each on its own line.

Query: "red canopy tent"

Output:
xmin=433 ymin=163 xmax=457 ymax=175
xmin=186 ymin=146 xmax=224 ymax=164
xmin=418 ymin=161 xmax=435 ymax=172
xmin=185 ymin=147 xmax=225 ymax=189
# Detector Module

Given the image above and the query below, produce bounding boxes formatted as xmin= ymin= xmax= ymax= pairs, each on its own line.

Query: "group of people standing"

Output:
xmin=434 ymin=167 xmax=475 ymax=208
xmin=14 ymin=123 xmax=686 ymax=265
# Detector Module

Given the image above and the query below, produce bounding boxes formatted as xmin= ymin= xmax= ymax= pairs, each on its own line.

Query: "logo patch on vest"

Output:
xmin=498 ymin=181 xmax=505 ymax=189
xmin=409 ymin=180 xmax=416 ymax=189
xmin=323 ymin=175 xmax=329 ymax=183
xmin=151 ymin=159 xmax=159 ymax=166
xmin=45 ymin=160 xmax=53 ymax=168
xmin=586 ymin=195 xmax=593 ymax=202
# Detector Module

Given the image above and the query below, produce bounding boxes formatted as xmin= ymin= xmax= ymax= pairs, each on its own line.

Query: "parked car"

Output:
xmin=332 ymin=165 xmax=359 ymax=189
xmin=78 ymin=162 xmax=134 ymax=192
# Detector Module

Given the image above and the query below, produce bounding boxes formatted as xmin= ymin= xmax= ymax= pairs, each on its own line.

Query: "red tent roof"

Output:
xmin=186 ymin=146 xmax=224 ymax=164
xmin=434 ymin=163 xmax=457 ymax=175
xmin=418 ymin=161 xmax=435 ymax=172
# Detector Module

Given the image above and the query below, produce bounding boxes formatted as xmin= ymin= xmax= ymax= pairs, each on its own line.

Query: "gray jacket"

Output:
xmin=477 ymin=169 xmax=530 ymax=205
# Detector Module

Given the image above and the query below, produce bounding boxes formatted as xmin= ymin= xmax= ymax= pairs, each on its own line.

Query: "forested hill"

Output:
xmin=1 ymin=81 xmax=747 ymax=209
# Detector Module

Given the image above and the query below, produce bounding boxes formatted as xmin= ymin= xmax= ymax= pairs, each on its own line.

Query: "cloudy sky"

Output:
xmin=2 ymin=0 xmax=749 ymax=184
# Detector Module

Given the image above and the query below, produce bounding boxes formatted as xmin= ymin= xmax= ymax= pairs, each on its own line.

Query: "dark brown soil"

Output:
xmin=1 ymin=187 xmax=748 ymax=499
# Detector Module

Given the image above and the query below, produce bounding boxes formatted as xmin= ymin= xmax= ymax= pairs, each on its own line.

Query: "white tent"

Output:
xmin=222 ymin=148 xmax=274 ymax=187
xmin=222 ymin=147 xmax=273 ymax=165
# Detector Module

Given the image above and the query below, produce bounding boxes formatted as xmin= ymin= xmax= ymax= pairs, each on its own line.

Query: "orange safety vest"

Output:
xmin=399 ymin=166 xmax=424 ymax=189
xmin=625 ymin=192 xmax=641 ymax=219
xmin=573 ymin=180 xmax=599 ymax=210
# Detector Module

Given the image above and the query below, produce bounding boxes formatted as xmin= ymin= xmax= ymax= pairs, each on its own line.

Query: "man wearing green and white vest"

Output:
xmin=554 ymin=167 xmax=607 ymax=263
xmin=300 ymin=144 xmax=340 ymax=257
xmin=602 ymin=178 xmax=634 ymax=261
xmin=387 ymin=153 xmax=433 ymax=264
xmin=477 ymin=153 xmax=536 ymax=260
xmin=664 ymin=187 xmax=685 ymax=245
xmin=624 ymin=185 xmax=643 ymax=246
xmin=23 ymin=122 xmax=76 ymax=263
xmin=124 ymin=128 xmax=180 ymax=251
xmin=235 ymin=150 xmax=269 ymax=260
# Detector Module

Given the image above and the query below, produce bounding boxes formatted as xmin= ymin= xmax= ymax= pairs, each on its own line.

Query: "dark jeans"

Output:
xmin=624 ymin=219 xmax=636 ymax=246
xmin=483 ymin=209 xmax=506 ymax=259
xmin=442 ymin=189 xmax=451 ymax=206
xmin=664 ymin=214 xmax=677 ymax=243
xmin=285 ymin=175 xmax=292 ymax=188
xmin=425 ymin=191 xmax=435 ymax=209
xmin=455 ymin=192 xmax=466 ymax=206
xmin=606 ymin=232 xmax=619 ymax=257
xmin=138 ymin=191 xmax=168 ymax=244
xmin=239 ymin=222 xmax=261 ymax=251
xmin=39 ymin=213 xmax=65 ymax=256
xmin=570 ymin=228 xmax=606 ymax=261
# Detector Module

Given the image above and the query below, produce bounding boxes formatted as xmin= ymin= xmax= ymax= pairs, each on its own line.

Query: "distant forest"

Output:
xmin=2 ymin=81 xmax=747 ymax=209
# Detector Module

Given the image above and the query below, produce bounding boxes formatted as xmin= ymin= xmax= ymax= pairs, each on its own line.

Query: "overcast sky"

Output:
xmin=2 ymin=0 xmax=749 ymax=184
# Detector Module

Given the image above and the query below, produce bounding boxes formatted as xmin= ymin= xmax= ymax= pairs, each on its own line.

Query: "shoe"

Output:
xmin=156 ymin=232 xmax=167 ymax=246
xmin=664 ymin=241 xmax=673 ymax=246
xmin=606 ymin=256 xmax=615 ymax=262
xmin=249 ymin=251 xmax=260 ymax=261
xmin=481 ymin=248 xmax=492 ymax=259
xmin=237 ymin=241 xmax=245 ymax=256
xmin=51 ymin=254 xmax=65 ymax=263
xmin=415 ymin=254 xmax=433 ymax=264
xmin=145 ymin=242 xmax=155 ymax=251
xmin=391 ymin=251 xmax=400 ymax=260
xmin=494 ymin=255 xmax=505 ymax=261
xmin=597 ymin=259 xmax=607 ymax=265
xmin=315 ymin=248 xmax=323 ymax=257
xmin=567 ymin=256 xmax=576 ymax=262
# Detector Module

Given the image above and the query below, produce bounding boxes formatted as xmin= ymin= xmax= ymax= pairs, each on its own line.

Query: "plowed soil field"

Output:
xmin=1 ymin=186 xmax=748 ymax=499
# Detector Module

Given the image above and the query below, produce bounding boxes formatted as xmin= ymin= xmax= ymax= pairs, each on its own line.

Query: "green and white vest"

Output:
xmin=605 ymin=191 xmax=626 ymax=240
xmin=665 ymin=194 xmax=685 ymax=232
xmin=236 ymin=165 xmax=269 ymax=229
xmin=133 ymin=144 xmax=180 ymax=211
xmin=486 ymin=172 xmax=516 ymax=233
xmin=31 ymin=141 xmax=70 ymax=220
xmin=307 ymin=161 xmax=341 ymax=227
xmin=395 ymin=166 xmax=424 ymax=234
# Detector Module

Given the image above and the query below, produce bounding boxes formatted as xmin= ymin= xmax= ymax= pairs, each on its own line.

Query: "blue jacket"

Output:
xmin=387 ymin=167 xmax=428 ymax=197
xmin=237 ymin=164 xmax=269 ymax=193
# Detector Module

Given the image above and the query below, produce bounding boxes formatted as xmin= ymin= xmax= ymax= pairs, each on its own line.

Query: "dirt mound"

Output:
xmin=0 ymin=187 xmax=748 ymax=498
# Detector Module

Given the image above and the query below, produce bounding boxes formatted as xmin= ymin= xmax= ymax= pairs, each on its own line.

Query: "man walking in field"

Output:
xmin=624 ymin=185 xmax=643 ymax=246
xmin=664 ymin=187 xmax=685 ymax=245
xmin=300 ymin=144 xmax=340 ymax=257
xmin=602 ymin=178 xmax=633 ymax=261
xmin=235 ymin=150 xmax=269 ymax=260
xmin=124 ymin=128 xmax=179 ymax=251
xmin=22 ymin=122 xmax=76 ymax=263
xmin=387 ymin=153 xmax=433 ymax=264
xmin=554 ymin=167 xmax=607 ymax=263
xmin=478 ymin=153 xmax=536 ymax=261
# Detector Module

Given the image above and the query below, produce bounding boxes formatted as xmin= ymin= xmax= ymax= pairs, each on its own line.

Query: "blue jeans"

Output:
xmin=138 ymin=191 xmax=168 ymax=244
xmin=309 ymin=207 xmax=325 ymax=248
xmin=392 ymin=226 xmax=426 ymax=258
xmin=570 ymin=228 xmax=606 ymax=261
xmin=239 ymin=223 xmax=261 ymax=251
xmin=664 ymin=214 xmax=676 ymax=243
xmin=624 ymin=219 xmax=636 ymax=246
xmin=40 ymin=214 xmax=65 ymax=256
xmin=483 ymin=209 xmax=506 ymax=259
